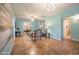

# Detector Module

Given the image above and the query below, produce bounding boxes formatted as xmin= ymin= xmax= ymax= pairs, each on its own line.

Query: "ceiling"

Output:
xmin=11 ymin=3 xmax=79 ymax=19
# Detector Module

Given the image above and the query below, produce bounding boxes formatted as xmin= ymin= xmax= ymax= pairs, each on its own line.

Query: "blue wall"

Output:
xmin=15 ymin=18 xmax=39 ymax=33
xmin=45 ymin=6 xmax=79 ymax=40
xmin=31 ymin=20 xmax=38 ymax=31
xmin=71 ymin=19 xmax=79 ymax=41
xmin=15 ymin=17 xmax=25 ymax=33
xmin=45 ymin=15 xmax=62 ymax=40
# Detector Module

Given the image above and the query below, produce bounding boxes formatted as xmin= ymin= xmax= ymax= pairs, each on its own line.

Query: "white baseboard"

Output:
xmin=50 ymin=36 xmax=61 ymax=40
xmin=72 ymin=39 xmax=79 ymax=41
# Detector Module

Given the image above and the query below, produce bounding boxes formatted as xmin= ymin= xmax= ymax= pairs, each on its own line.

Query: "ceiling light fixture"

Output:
xmin=46 ymin=3 xmax=56 ymax=11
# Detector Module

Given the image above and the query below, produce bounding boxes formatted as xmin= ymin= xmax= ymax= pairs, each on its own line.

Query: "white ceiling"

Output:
xmin=11 ymin=3 xmax=79 ymax=19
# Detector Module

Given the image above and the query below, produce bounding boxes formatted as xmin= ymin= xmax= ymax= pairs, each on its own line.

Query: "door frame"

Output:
xmin=63 ymin=17 xmax=72 ymax=40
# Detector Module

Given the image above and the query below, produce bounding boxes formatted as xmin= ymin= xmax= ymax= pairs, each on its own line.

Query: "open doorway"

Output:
xmin=63 ymin=17 xmax=72 ymax=40
xmin=63 ymin=14 xmax=79 ymax=40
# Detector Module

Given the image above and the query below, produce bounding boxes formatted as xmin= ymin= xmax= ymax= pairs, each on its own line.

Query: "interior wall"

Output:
xmin=71 ymin=19 xmax=79 ymax=41
xmin=0 ymin=3 xmax=14 ymax=55
xmin=31 ymin=20 xmax=38 ymax=31
xmin=15 ymin=17 xmax=25 ymax=33
xmin=15 ymin=18 xmax=39 ymax=33
xmin=45 ymin=6 xmax=79 ymax=40
xmin=45 ymin=16 xmax=61 ymax=40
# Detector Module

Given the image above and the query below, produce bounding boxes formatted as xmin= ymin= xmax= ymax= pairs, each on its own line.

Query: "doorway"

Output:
xmin=63 ymin=17 xmax=72 ymax=39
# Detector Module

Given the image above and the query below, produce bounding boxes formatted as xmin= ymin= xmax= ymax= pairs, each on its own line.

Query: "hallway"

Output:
xmin=11 ymin=33 xmax=79 ymax=55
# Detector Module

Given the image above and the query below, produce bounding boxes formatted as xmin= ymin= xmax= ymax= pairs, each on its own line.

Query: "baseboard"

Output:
xmin=50 ymin=36 xmax=61 ymax=40
xmin=72 ymin=39 xmax=79 ymax=41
